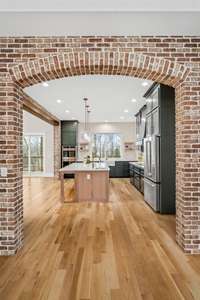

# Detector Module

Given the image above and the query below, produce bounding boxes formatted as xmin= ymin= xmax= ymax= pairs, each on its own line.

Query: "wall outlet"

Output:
xmin=86 ymin=174 xmax=91 ymax=180
xmin=1 ymin=167 xmax=7 ymax=177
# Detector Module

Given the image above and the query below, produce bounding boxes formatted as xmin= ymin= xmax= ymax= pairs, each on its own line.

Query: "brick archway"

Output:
xmin=0 ymin=44 xmax=198 ymax=255
xmin=9 ymin=52 xmax=188 ymax=88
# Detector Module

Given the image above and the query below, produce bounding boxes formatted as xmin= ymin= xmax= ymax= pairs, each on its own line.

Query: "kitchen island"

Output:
xmin=59 ymin=162 xmax=110 ymax=202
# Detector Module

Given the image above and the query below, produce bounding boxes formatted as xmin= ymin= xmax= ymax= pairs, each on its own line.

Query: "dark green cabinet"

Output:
xmin=109 ymin=161 xmax=132 ymax=178
xmin=135 ymin=105 xmax=146 ymax=142
xmin=61 ymin=121 xmax=78 ymax=147
xmin=144 ymin=83 xmax=176 ymax=214
xmin=129 ymin=163 xmax=144 ymax=194
xmin=61 ymin=120 xmax=78 ymax=178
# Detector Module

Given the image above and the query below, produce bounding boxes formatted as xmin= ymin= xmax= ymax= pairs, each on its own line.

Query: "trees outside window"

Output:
xmin=23 ymin=135 xmax=44 ymax=175
xmin=92 ymin=133 xmax=121 ymax=159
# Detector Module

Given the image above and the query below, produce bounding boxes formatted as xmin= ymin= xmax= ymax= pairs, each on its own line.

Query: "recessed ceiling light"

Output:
xmin=120 ymin=116 xmax=124 ymax=120
xmin=42 ymin=82 xmax=49 ymax=87
xmin=56 ymin=99 xmax=62 ymax=103
xmin=124 ymin=109 xmax=129 ymax=113
xmin=65 ymin=109 xmax=70 ymax=113
xmin=142 ymin=81 xmax=149 ymax=87
xmin=131 ymin=98 xmax=137 ymax=103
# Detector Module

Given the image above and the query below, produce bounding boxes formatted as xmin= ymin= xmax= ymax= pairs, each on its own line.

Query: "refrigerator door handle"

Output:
xmin=155 ymin=135 xmax=160 ymax=182
xmin=149 ymin=140 xmax=152 ymax=177
xmin=146 ymin=139 xmax=152 ymax=177
xmin=148 ymin=134 xmax=160 ymax=183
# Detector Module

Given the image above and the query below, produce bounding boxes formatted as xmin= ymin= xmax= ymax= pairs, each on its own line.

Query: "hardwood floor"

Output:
xmin=0 ymin=178 xmax=200 ymax=300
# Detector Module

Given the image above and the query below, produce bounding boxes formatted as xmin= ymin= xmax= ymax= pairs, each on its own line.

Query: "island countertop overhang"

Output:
xmin=59 ymin=162 xmax=110 ymax=174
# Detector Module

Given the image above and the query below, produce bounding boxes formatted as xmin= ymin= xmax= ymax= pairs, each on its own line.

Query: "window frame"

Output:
xmin=92 ymin=132 xmax=122 ymax=159
xmin=23 ymin=133 xmax=45 ymax=176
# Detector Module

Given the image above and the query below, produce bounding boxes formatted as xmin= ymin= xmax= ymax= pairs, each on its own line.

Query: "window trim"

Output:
xmin=92 ymin=132 xmax=122 ymax=159
xmin=23 ymin=133 xmax=45 ymax=176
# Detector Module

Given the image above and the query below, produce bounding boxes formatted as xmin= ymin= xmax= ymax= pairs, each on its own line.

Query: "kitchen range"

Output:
xmin=130 ymin=83 xmax=176 ymax=214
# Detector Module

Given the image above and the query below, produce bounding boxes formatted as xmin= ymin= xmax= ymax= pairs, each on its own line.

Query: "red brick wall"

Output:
xmin=0 ymin=36 xmax=199 ymax=255
xmin=0 ymin=79 xmax=23 ymax=255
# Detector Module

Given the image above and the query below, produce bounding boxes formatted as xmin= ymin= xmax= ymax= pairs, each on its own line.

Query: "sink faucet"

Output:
xmin=105 ymin=151 xmax=108 ymax=161
xmin=91 ymin=153 xmax=95 ymax=168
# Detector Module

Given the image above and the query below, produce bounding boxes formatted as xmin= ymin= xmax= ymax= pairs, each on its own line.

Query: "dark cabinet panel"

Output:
xmin=135 ymin=105 xmax=147 ymax=142
xmin=144 ymin=83 xmax=175 ymax=214
xmin=152 ymin=88 xmax=159 ymax=110
xmin=146 ymin=97 xmax=152 ymax=115
xmin=129 ymin=163 xmax=144 ymax=194
xmin=109 ymin=166 xmax=116 ymax=178
xmin=61 ymin=120 xmax=78 ymax=178
xmin=62 ymin=131 xmax=76 ymax=147
xmin=146 ymin=114 xmax=152 ymax=137
xmin=151 ymin=107 xmax=160 ymax=136
xmin=109 ymin=161 xmax=132 ymax=178
xmin=61 ymin=121 xmax=78 ymax=147
xmin=115 ymin=166 xmax=123 ymax=177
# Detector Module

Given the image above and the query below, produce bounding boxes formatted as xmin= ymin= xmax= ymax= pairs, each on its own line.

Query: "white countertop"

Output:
xmin=129 ymin=161 xmax=144 ymax=169
xmin=60 ymin=162 xmax=110 ymax=173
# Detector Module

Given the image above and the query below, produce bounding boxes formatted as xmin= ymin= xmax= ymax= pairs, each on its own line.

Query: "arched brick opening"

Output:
xmin=1 ymin=50 xmax=197 ymax=255
xmin=10 ymin=52 xmax=188 ymax=88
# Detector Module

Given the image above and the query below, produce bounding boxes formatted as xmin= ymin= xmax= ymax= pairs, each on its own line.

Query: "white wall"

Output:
xmin=23 ymin=110 xmax=54 ymax=176
xmin=78 ymin=122 xmax=137 ymax=161
xmin=1 ymin=13 xmax=199 ymax=37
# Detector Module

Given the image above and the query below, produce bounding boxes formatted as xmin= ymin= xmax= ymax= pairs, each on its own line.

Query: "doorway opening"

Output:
xmin=3 ymin=51 xmax=190 ymax=255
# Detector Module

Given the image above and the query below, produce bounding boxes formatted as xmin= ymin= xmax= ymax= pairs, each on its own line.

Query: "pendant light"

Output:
xmin=82 ymin=98 xmax=91 ymax=142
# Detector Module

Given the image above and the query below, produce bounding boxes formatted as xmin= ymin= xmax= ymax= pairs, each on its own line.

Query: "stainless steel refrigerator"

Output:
xmin=144 ymin=134 xmax=160 ymax=211
xmin=143 ymin=83 xmax=176 ymax=214
xmin=144 ymin=104 xmax=160 ymax=211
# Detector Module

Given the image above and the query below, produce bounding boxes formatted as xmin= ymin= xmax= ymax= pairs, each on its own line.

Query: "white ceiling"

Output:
xmin=1 ymin=0 xmax=199 ymax=11
xmin=25 ymin=75 xmax=151 ymax=123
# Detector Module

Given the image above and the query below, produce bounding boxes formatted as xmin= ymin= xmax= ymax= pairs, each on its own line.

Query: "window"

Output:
xmin=23 ymin=135 xmax=44 ymax=175
xmin=92 ymin=133 xmax=121 ymax=159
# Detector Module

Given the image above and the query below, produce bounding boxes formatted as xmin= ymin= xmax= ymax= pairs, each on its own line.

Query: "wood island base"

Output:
xmin=75 ymin=171 xmax=109 ymax=202
xmin=59 ymin=163 xmax=110 ymax=202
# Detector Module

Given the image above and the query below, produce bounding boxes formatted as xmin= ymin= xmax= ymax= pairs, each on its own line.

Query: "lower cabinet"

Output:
xmin=129 ymin=164 xmax=144 ymax=194
xmin=109 ymin=166 xmax=116 ymax=178
xmin=140 ymin=176 xmax=144 ymax=194
xmin=109 ymin=161 xmax=131 ymax=178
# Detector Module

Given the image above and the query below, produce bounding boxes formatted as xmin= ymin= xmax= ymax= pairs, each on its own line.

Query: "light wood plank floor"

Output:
xmin=1 ymin=178 xmax=200 ymax=300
